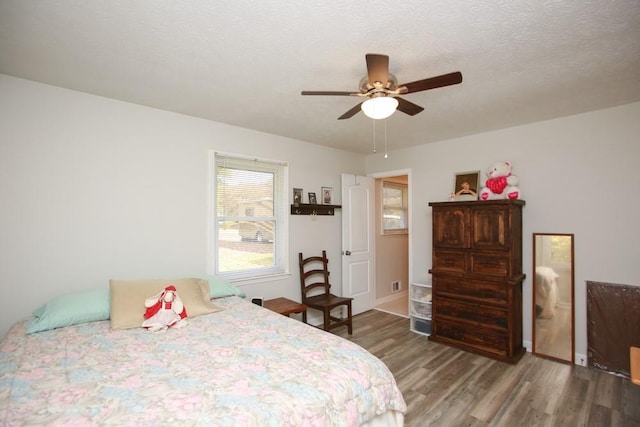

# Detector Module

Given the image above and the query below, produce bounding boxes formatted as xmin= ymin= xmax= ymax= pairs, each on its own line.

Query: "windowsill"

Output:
xmin=382 ymin=229 xmax=408 ymax=236
xmin=225 ymin=272 xmax=292 ymax=287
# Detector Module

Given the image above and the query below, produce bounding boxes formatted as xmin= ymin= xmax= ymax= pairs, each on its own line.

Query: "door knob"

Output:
xmin=345 ymin=250 xmax=351 ymax=256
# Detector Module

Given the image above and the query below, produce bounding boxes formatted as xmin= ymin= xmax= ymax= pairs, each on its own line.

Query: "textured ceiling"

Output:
xmin=1 ymin=1 xmax=639 ymax=154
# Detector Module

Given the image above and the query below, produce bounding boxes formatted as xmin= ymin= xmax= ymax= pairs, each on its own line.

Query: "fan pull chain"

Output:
xmin=384 ymin=119 xmax=389 ymax=159
xmin=372 ymin=119 xmax=377 ymax=153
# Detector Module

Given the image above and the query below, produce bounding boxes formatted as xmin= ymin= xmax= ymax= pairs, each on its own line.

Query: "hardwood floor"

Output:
xmin=335 ymin=310 xmax=640 ymax=427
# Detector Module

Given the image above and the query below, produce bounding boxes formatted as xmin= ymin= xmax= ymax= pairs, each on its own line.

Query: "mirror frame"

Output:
xmin=532 ymin=233 xmax=575 ymax=364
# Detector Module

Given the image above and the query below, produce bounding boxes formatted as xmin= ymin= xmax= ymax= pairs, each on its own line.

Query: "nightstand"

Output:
xmin=263 ymin=297 xmax=307 ymax=320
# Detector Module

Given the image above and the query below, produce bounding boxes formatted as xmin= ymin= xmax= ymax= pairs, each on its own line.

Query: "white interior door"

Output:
xmin=341 ymin=173 xmax=375 ymax=315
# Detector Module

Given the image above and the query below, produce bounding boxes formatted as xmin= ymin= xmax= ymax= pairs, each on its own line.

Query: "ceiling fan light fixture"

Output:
xmin=361 ymin=96 xmax=398 ymax=120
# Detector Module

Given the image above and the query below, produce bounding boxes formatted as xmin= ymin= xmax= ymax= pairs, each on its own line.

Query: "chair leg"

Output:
xmin=347 ymin=303 xmax=353 ymax=335
xmin=323 ymin=309 xmax=331 ymax=331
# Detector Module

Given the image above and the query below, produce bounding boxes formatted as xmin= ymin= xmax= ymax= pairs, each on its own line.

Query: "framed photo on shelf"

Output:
xmin=321 ymin=187 xmax=333 ymax=204
xmin=293 ymin=188 xmax=303 ymax=206
xmin=308 ymin=192 xmax=317 ymax=205
xmin=453 ymin=171 xmax=480 ymax=201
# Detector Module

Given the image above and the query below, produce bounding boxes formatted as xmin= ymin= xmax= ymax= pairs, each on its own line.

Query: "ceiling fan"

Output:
xmin=301 ymin=53 xmax=462 ymax=120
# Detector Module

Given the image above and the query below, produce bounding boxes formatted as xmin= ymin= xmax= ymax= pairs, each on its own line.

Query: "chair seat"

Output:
xmin=304 ymin=293 xmax=353 ymax=310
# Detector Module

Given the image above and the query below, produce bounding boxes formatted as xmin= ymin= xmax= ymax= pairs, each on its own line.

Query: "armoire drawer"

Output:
xmin=434 ymin=276 xmax=508 ymax=305
xmin=435 ymin=319 xmax=508 ymax=355
xmin=470 ymin=253 xmax=511 ymax=276
xmin=433 ymin=251 xmax=466 ymax=273
xmin=434 ymin=298 xmax=508 ymax=330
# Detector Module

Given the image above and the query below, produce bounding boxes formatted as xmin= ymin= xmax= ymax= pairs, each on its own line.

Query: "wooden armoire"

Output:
xmin=428 ymin=199 xmax=525 ymax=363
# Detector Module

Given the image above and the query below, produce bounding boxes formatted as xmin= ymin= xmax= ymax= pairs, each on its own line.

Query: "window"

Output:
xmin=381 ymin=180 xmax=408 ymax=234
xmin=210 ymin=153 xmax=288 ymax=280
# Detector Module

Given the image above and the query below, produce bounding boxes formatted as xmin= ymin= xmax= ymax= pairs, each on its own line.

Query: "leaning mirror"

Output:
xmin=532 ymin=233 xmax=575 ymax=364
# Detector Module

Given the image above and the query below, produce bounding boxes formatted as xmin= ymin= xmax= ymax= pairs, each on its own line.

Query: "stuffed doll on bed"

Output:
xmin=142 ymin=285 xmax=190 ymax=331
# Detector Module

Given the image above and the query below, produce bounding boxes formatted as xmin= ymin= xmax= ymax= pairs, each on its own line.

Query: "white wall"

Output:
xmin=0 ymin=75 xmax=364 ymax=337
xmin=365 ymin=101 xmax=640 ymax=362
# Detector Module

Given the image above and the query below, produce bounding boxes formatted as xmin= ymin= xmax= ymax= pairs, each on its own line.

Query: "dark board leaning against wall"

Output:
xmin=587 ymin=281 xmax=640 ymax=377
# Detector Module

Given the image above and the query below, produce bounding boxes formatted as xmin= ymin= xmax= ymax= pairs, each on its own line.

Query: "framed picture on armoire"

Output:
xmin=453 ymin=171 xmax=480 ymax=201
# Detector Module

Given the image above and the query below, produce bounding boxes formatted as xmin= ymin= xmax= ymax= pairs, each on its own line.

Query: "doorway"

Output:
xmin=372 ymin=172 xmax=410 ymax=318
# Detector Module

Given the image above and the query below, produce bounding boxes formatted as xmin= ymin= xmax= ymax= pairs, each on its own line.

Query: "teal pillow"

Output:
xmin=206 ymin=276 xmax=246 ymax=299
xmin=28 ymin=289 xmax=110 ymax=334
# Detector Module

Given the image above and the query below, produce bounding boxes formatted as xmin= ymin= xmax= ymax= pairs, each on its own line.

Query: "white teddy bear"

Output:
xmin=480 ymin=161 xmax=521 ymax=200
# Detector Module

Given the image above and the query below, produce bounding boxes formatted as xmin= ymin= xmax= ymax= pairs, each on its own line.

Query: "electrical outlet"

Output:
xmin=391 ymin=281 xmax=401 ymax=292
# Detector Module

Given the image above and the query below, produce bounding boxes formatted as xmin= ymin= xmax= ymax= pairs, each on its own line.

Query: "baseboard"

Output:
xmin=575 ymin=352 xmax=587 ymax=366
xmin=376 ymin=290 xmax=408 ymax=305
xmin=374 ymin=307 xmax=409 ymax=319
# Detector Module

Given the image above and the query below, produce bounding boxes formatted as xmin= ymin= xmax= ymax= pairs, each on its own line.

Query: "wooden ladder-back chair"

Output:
xmin=298 ymin=250 xmax=353 ymax=334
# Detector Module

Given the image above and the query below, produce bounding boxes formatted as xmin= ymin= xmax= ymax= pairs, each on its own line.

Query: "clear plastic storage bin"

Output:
xmin=411 ymin=300 xmax=432 ymax=318
xmin=411 ymin=285 xmax=432 ymax=302
xmin=412 ymin=318 xmax=432 ymax=335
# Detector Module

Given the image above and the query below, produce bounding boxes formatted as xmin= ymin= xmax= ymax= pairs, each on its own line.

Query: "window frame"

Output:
xmin=381 ymin=180 xmax=408 ymax=235
xmin=208 ymin=151 xmax=289 ymax=282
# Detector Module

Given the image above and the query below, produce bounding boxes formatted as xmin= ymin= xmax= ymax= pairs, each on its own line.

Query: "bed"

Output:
xmin=0 ymin=279 xmax=406 ymax=426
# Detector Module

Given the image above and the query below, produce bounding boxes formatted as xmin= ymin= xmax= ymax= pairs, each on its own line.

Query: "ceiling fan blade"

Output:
xmin=301 ymin=91 xmax=354 ymax=96
xmin=338 ymin=103 xmax=363 ymax=120
xmin=399 ymin=71 xmax=463 ymax=94
xmin=395 ymin=97 xmax=424 ymax=116
xmin=365 ymin=53 xmax=389 ymax=86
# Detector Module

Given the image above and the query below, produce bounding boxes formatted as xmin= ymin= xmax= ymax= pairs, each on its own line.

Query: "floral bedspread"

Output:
xmin=0 ymin=296 xmax=406 ymax=426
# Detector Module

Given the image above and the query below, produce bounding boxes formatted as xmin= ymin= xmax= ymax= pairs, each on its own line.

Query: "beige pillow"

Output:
xmin=109 ymin=278 xmax=223 ymax=330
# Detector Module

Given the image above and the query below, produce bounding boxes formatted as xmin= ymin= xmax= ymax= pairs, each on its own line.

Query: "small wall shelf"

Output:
xmin=290 ymin=204 xmax=341 ymax=216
